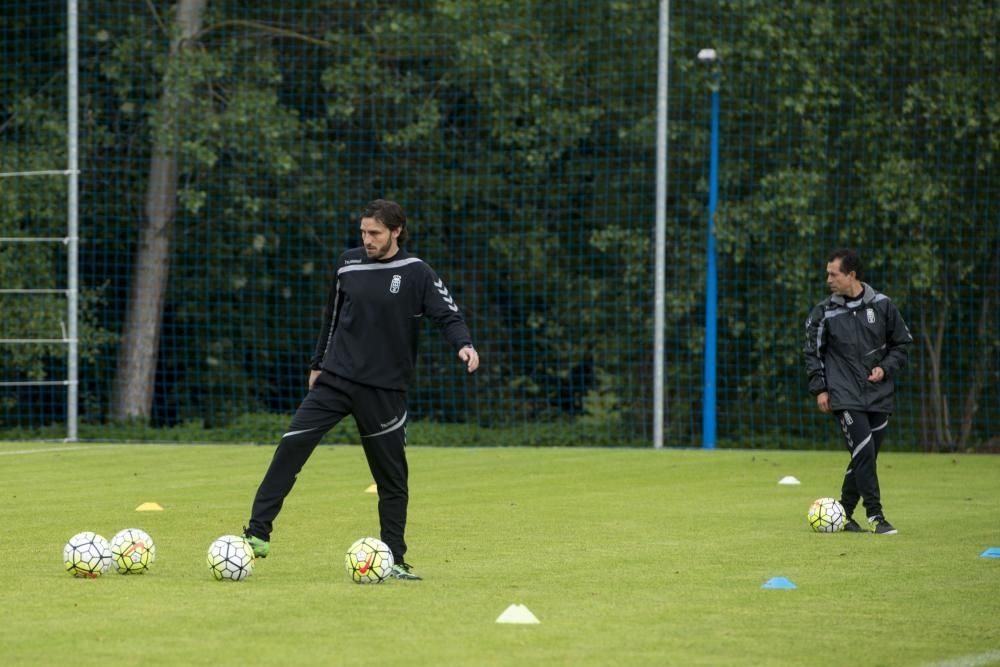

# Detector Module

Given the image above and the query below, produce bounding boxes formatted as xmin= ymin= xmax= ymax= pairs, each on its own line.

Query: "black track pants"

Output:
xmin=247 ymin=373 xmax=410 ymax=562
xmin=837 ymin=409 xmax=889 ymax=521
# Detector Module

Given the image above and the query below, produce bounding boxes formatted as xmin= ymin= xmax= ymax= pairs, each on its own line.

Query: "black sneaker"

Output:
xmin=844 ymin=518 xmax=865 ymax=533
xmin=389 ymin=562 xmax=422 ymax=581
xmin=867 ymin=516 xmax=898 ymax=535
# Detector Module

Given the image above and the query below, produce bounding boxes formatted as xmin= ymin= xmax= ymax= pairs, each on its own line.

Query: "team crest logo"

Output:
xmin=390 ymin=274 xmax=401 ymax=294
xmin=866 ymin=308 xmax=875 ymax=324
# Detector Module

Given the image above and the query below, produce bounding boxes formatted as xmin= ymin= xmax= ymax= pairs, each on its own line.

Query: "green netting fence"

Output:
xmin=2 ymin=1 xmax=998 ymax=450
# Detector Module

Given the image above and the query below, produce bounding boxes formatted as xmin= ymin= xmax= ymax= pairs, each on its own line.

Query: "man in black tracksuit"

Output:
xmin=804 ymin=248 xmax=911 ymax=534
xmin=244 ymin=199 xmax=479 ymax=579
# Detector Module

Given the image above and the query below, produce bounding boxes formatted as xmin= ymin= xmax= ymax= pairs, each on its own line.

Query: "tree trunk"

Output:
xmin=918 ymin=245 xmax=998 ymax=453
xmin=110 ymin=0 xmax=207 ymax=421
xmin=918 ymin=298 xmax=953 ymax=452
xmin=957 ymin=246 xmax=999 ymax=451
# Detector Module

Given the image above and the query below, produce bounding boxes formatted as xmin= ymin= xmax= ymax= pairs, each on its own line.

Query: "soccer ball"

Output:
xmin=207 ymin=535 xmax=255 ymax=581
xmin=64 ymin=531 xmax=113 ymax=578
xmin=110 ymin=528 xmax=155 ymax=574
xmin=808 ymin=497 xmax=846 ymax=533
xmin=345 ymin=537 xmax=394 ymax=584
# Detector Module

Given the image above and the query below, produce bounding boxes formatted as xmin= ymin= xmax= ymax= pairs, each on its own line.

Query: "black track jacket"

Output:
xmin=804 ymin=283 xmax=912 ymax=413
xmin=310 ymin=247 xmax=473 ymax=391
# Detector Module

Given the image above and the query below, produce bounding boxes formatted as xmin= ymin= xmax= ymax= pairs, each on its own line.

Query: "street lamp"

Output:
xmin=698 ymin=48 xmax=720 ymax=450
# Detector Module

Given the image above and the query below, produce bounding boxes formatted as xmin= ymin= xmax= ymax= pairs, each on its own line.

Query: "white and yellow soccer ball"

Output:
xmin=808 ymin=497 xmax=846 ymax=533
xmin=207 ymin=535 xmax=255 ymax=581
xmin=345 ymin=537 xmax=394 ymax=584
xmin=64 ymin=531 xmax=113 ymax=578
xmin=110 ymin=528 xmax=155 ymax=574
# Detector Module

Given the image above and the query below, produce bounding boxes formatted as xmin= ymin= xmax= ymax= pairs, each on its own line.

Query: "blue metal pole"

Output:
xmin=703 ymin=80 xmax=719 ymax=449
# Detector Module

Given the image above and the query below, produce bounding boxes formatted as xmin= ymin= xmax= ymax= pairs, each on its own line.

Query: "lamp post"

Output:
xmin=698 ymin=48 xmax=720 ymax=450
xmin=653 ymin=0 xmax=671 ymax=449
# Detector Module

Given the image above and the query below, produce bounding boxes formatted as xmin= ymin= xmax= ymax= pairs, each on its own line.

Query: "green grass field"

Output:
xmin=2 ymin=442 xmax=998 ymax=666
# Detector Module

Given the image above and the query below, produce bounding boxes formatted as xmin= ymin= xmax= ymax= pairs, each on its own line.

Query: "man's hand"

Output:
xmin=868 ymin=366 xmax=885 ymax=383
xmin=309 ymin=369 xmax=322 ymax=389
xmin=816 ymin=391 xmax=831 ymax=413
xmin=458 ymin=345 xmax=479 ymax=373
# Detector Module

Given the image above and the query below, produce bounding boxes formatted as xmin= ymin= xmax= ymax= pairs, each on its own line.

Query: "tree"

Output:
xmin=705 ymin=0 xmax=1000 ymax=449
xmin=0 ymin=3 xmax=115 ymax=427
xmin=8 ymin=0 xmax=993 ymax=448
xmin=840 ymin=0 xmax=1000 ymax=451
xmin=110 ymin=0 xmax=207 ymax=420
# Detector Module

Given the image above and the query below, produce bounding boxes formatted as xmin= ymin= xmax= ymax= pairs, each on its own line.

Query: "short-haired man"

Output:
xmin=243 ymin=199 xmax=479 ymax=578
xmin=804 ymin=248 xmax=912 ymax=534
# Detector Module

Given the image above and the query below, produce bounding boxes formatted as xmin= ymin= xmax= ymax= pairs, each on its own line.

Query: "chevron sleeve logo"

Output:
xmin=433 ymin=278 xmax=459 ymax=312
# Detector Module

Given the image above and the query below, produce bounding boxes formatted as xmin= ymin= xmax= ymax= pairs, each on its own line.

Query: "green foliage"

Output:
xmin=0 ymin=406 xmax=862 ymax=450
xmin=0 ymin=84 xmax=117 ymax=422
xmin=0 ymin=410 xmax=650 ymax=447
xmin=2 ymin=1 xmax=997 ymax=447
xmin=0 ymin=99 xmax=69 ymax=385
xmin=688 ymin=0 xmax=1000 ymax=448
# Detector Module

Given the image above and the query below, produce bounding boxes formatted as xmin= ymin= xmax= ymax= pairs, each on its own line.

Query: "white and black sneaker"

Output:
xmin=868 ymin=516 xmax=898 ymax=535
